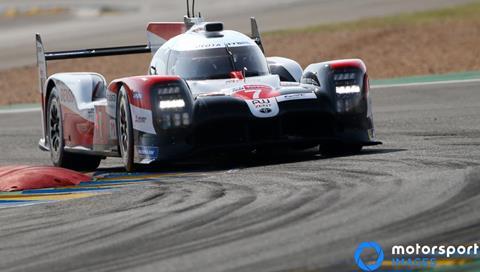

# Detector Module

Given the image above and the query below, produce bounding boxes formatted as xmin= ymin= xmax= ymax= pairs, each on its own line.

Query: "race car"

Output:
xmin=35 ymin=5 xmax=380 ymax=171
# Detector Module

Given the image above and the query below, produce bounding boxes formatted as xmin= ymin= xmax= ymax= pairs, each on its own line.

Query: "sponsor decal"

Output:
xmin=276 ymin=92 xmax=317 ymax=102
xmin=246 ymin=98 xmax=279 ymax=118
xmin=230 ymin=86 xmax=245 ymax=92
xmin=195 ymin=41 xmax=249 ymax=49
xmin=259 ymin=107 xmax=272 ymax=114
xmin=132 ymin=92 xmax=143 ymax=100
xmin=135 ymin=115 xmax=147 ymax=123
xmin=87 ymin=109 xmax=95 ymax=122
xmin=130 ymin=105 xmax=156 ymax=135
xmin=109 ymin=119 xmax=117 ymax=140
xmin=225 ymin=79 xmax=241 ymax=85
xmin=106 ymin=91 xmax=117 ymax=117
xmin=137 ymin=146 xmax=159 ymax=159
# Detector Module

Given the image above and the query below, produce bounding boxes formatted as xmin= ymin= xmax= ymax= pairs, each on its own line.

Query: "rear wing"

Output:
xmin=35 ymin=34 xmax=150 ymax=143
xmin=35 ymin=33 xmax=150 ymax=94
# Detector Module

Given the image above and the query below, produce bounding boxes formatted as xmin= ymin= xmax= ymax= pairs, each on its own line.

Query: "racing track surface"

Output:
xmin=1 ymin=81 xmax=480 ymax=271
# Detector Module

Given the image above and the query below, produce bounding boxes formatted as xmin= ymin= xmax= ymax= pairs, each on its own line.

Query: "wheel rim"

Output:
xmin=119 ymin=97 xmax=129 ymax=157
xmin=49 ymin=99 xmax=61 ymax=161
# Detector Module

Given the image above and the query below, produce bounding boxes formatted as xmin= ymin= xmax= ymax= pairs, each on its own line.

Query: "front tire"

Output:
xmin=117 ymin=87 xmax=135 ymax=172
xmin=47 ymin=87 xmax=101 ymax=171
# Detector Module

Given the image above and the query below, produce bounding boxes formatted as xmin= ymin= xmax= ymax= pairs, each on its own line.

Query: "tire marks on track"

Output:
xmin=0 ymin=171 xmax=216 ymax=208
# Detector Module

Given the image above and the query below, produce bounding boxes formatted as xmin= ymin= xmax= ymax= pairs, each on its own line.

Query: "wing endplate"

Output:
xmin=147 ymin=22 xmax=187 ymax=53
xmin=250 ymin=17 xmax=265 ymax=53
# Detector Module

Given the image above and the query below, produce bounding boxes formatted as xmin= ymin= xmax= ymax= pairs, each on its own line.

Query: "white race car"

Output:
xmin=36 ymin=2 xmax=380 ymax=171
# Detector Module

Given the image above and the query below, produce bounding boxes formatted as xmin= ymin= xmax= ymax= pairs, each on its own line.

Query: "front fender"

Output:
xmin=45 ymin=72 xmax=106 ymax=122
xmin=302 ymin=59 xmax=369 ymax=110
xmin=302 ymin=59 xmax=377 ymax=141
xmin=107 ymin=76 xmax=194 ymax=163
xmin=42 ymin=73 xmax=106 ymax=149
xmin=302 ymin=59 xmax=367 ymax=91
xmin=107 ymin=76 xmax=191 ymax=134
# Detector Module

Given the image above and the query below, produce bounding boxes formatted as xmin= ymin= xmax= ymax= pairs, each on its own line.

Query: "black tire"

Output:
xmin=117 ymin=87 xmax=135 ymax=172
xmin=319 ymin=143 xmax=363 ymax=157
xmin=47 ymin=87 xmax=102 ymax=171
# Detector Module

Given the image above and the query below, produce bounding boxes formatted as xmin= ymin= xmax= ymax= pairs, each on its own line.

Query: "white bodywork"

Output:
xmin=47 ymin=72 xmax=107 ymax=122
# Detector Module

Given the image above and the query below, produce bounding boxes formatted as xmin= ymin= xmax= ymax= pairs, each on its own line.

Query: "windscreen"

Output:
xmin=168 ymin=45 xmax=269 ymax=80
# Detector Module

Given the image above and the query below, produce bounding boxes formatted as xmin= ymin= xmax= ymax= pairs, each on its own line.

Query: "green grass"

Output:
xmin=265 ymin=1 xmax=480 ymax=35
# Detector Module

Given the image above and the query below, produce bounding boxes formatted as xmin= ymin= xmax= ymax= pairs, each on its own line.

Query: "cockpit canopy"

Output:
xmin=167 ymin=45 xmax=269 ymax=80
xmin=150 ymin=26 xmax=270 ymax=80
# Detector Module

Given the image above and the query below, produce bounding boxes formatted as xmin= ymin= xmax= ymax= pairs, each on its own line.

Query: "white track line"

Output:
xmin=372 ymin=78 xmax=480 ymax=89
xmin=0 ymin=107 xmax=40 ymax=114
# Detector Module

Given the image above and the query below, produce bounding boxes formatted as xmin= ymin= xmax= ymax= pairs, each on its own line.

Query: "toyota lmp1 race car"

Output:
xmin=35 ymin=5 xmax=380 ymax=172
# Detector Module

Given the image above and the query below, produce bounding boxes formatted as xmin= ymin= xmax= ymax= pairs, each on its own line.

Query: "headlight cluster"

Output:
xmin=157 ymin=85 xmax=190 ymax=129
xmin=334 ymin=72 xmax=363 ymax=113
xmin=334 ymin=72 xmax=360 ymax=94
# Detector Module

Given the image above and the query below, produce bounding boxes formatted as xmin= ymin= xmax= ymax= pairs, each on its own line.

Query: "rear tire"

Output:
xmin=319 ymin=144 xmax=363 ymax=157
xmin=117 ymin=87 xmax=135 ymax=172
xmin=47 ymin=87 xmax=102 ymax=171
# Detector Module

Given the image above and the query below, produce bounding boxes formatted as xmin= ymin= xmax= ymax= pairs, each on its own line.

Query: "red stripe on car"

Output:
xmin=329 ymin=59 xmax=367 ymax=72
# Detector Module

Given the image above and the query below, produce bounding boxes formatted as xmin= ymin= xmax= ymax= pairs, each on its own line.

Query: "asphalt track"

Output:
xmin=0 ymin=80 xmax=480 ymax=271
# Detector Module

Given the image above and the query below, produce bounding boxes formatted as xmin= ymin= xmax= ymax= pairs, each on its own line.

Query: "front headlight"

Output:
xmin=155 ymin=84 xmax=191 ymax=129
xmin=333 ymin=70 xmax=364 ymax=113
xmin=159 ymin=99 xmax=186 ymax=110
xmin=334 ymin=72 xmax=361 ymax=94
xmin=336 ymin=85 xmax=361 ymax=94
xmin=157 ymin=85 xmax=185 ymax=111
xmin=334 ymin=73 xmax=362 ymax=112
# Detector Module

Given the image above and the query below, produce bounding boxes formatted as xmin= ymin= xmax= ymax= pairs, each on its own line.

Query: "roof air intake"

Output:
xmin=205 ymin=22 xmax=224 ymax=32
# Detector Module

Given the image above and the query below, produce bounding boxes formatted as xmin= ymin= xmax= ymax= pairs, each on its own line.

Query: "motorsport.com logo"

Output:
xmin=354 ymin=241 xmax=480 ymax=271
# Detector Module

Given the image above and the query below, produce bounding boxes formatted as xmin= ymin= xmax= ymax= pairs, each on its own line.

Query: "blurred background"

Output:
xmin=0 ymin=0 xmax=479 ymax=104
